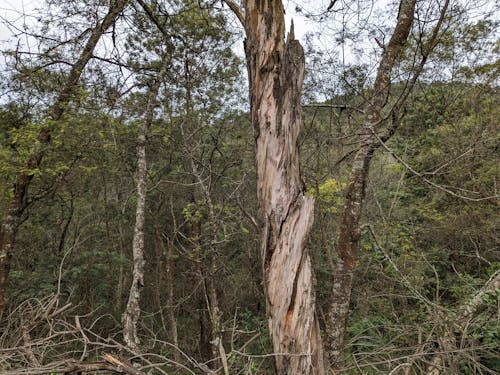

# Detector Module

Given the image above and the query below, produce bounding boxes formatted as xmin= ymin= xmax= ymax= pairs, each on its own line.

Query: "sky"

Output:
xmin=1 ymin=0 xmax=314 ymax=50
xmin=0 ymin=0 xmax=36 ymax=43
xmin=1 ymin=0 xmax=497 ymax=89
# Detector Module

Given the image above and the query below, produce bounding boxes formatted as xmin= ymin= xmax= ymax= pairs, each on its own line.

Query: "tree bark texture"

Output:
xmin=243 ymin=1 xmax=324 ymax=374
xmin=0 ymin=0 xmax=129 ymax=315
xmin=325 ymin=0 xmax=416 ymax=369
xmin=122 ymin=55 xmax=170 ymax=351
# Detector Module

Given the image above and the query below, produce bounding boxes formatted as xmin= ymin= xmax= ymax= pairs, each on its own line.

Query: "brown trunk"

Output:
xmin=203 ymin=185 xmax=225 ymax=372
xmin=242 ymin=1 xmax=324 ymax=373
xmin=165 ymin=235 xmax=179 ymax=362
xmin=190 ymin=220 xmax=213 ymax=363
xmin=325 ymin=0 xmax=416 ymax=369
xmin=153 ymin=224 xmax=179 ymax=362
xmin=0 ymin=0 xmax=129 ymax=315
xmin=182 ymin=119 xmax=225 ymax=369
xmin=116 ymin=221 xmax=127 ymax=315
xmin=123 ymin=54 xmax=170 ymax=351
xmin=153 ymin=226 xmax=164 ymax=315
xmin=326 ymin=146 xmax=374 ymax=369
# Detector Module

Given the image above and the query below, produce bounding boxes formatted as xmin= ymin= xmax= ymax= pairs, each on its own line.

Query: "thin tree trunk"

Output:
xmin=191 ymin=219 xmax=213 ymax=363
xmin=201 ymin=178 xmax=224 ymax=371
xmin=326 ymin=145 xmax=376 ymax=369
xmin=116 ymin=220 xmax=127 ymax=315
xmin=182 ymin=118 xmax=225 ymax=369
xmin=325 ymin=0 xmax=416 ymax=369
xmin=241 ymin=1 xmax=324 ymax=373
xmin=122 ymin=55 xmax=170 ymax=351
xmin=165 ymin=234 xmax=179 ymax=362
xmin=325 ymin=1 xmax=450 ymax=366
xmin=0 ymin=0 xmax=129 ymax=315
xmin=152 ymin=223 xmax=180 ymax=362
xmin=153 ymin=226 xmax=164 ymax=316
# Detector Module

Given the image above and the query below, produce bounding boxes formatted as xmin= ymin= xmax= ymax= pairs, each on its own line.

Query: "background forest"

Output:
xmin=0 ymin=0 xmax=498 ymax=374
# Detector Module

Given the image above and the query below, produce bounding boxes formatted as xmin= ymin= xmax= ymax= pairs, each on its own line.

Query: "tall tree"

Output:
xmin=324 ymin=0 xmax=451 ymax=368
xmin=122 ymin=54 xmax=170 ymax=351
xmin=225 ymin=1 xmax=324 ymax=373
xmin=0 ymin=0 xmax=129 ymax=314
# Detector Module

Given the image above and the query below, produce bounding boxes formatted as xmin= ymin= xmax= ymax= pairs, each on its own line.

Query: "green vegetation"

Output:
xmin=0 ymin=0 xmax=498 ymax=374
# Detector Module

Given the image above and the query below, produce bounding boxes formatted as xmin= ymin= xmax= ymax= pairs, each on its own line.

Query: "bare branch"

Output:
xmin=223 ymin=0 xmax=244 ymax=27
xmin=371 ymin=129 xmax=499 ymax=202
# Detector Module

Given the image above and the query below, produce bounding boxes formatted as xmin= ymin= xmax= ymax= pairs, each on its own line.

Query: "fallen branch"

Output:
xmin=0 ymin=358 xmax=143 ymax=375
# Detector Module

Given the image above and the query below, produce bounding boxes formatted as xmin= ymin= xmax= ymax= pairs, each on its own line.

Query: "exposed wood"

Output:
xmin=241 ymin=1 xmax=324 ymax=373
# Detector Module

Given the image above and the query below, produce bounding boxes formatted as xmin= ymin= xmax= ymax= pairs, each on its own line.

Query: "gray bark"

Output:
xmin=325 ymin=0 xmax=417 ymax=369
xmin=122 ymin=55 xmax=170 ymax=351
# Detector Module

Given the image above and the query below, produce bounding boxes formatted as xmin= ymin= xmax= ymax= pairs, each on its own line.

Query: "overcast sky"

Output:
xmin=0 ymin=0 xmax=36 ymax=42
xmin=1 ymin=0 xmax=315 ymax=48
xmin=1 ymin=0 xmax=497 ymax=88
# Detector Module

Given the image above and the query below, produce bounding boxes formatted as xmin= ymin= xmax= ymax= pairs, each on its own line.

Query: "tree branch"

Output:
xmin=223 ymin=0 xmax=245 ymax=27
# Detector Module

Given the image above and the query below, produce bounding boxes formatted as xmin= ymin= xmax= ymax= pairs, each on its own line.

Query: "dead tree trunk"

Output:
xmin=122 ymin=55 xmax=170 ymax=351
xmin=0 ymin=0 xmax=129 ymax=315
xmin=325 ymin=0 xmax=416 ymax=369
xmin=225 ymin=1 xmax=325 ymax=373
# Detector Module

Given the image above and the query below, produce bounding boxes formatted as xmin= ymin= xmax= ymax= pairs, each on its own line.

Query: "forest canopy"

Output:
xmin=0 ymin=0 xmax=498 ymax=374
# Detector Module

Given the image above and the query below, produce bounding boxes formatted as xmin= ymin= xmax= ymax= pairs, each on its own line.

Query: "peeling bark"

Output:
xmin=242 ymin=1 xmax=324 ymax=373
xmin=0 ymin=0 xmax=129 ymax=315
xmin=122 ymin=55 xmax=170 ymax=351
xmin=325 ymin=0 xmax=416 ymax=369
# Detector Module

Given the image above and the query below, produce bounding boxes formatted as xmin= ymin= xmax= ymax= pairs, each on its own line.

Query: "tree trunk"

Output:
xmin=325 ymin=0 xmax=416 ymax=369
xmin=191 ymin=220 xmax=213 ymax=363
xmin=202 ymin=178 xmax=225 ymax=371
xmin=182 ymin=118 xmax=225 ymax=370
xmin=153 ymin=224 xmax=179 ymax=362
xmin=165 ymin=234 xmax=179 ymax=362
xmin=0 ymin=0 xmax=129 ymax=315
xmin=122 ymin=55 xmax=170 ymax=351
xmin=242 ymin=1 xmax=324 ymax=373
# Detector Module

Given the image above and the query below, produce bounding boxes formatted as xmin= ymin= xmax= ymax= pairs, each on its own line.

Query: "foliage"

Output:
xmin=0 ymin=0 xmax=498 ymax=374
